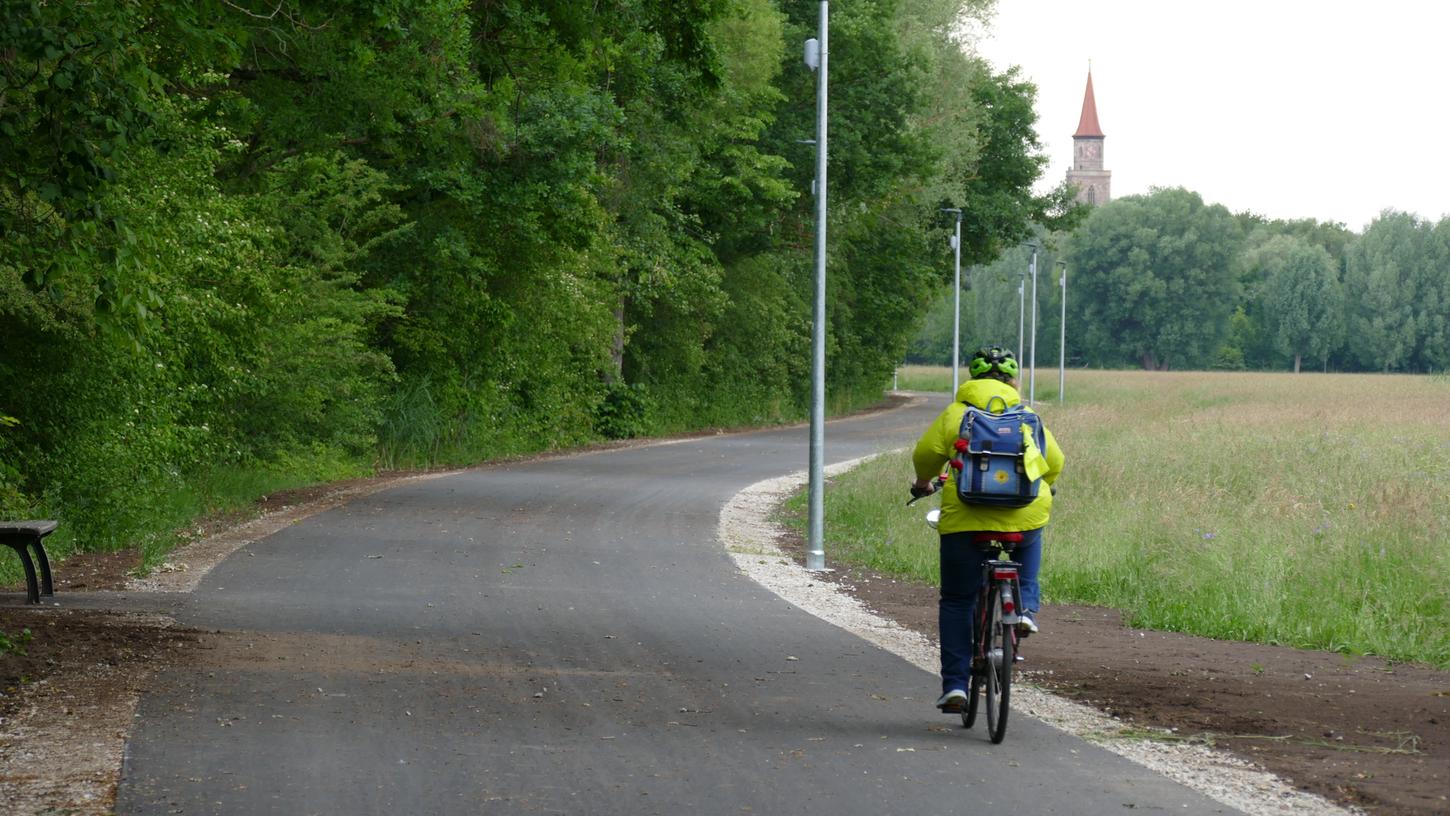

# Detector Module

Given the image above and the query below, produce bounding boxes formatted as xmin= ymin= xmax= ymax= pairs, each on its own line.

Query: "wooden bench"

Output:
xmin=1 ymin=520 xmax=57 ymax=604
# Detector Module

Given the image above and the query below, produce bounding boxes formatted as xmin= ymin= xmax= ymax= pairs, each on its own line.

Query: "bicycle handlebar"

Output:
xmin=905 ymin=474 xmax=948 ymax=506
xmin=907 ymin=477 xmax=1055 ymax=507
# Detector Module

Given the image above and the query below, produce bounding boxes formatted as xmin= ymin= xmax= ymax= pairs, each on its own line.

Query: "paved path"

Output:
xmin=118 ymin=399 xmax=1237 ymax=814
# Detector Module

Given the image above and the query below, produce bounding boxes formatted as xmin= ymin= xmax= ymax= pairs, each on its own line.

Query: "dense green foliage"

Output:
xmin=908 ymin=188 xmax=1450 ymax=373
xmin=0 ymin=0 xmax=1068 ymax=569
xmin=1251 ymin=236 xmax=1343 ymax=373
xmin=1068 ymin=189 xmax=1243 ymax=370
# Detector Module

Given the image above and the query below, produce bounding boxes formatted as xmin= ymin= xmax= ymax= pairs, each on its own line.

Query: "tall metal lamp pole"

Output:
xmin=804 ymin=3 xmax=829 ymax=572
xmin=1057 ymin=261 xmax=1067 ymax=403
xmin=942 ymin=208 xmax=962 ymax=394
xmin=1028 ymin=244 xmax=1038 ymax=405
xmin=1017 ymin=274 xmax=1025 ymax=366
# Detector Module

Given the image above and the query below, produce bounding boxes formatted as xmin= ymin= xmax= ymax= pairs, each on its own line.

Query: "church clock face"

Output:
xmin=1081 ymin=141 xmax=1101 ymax=160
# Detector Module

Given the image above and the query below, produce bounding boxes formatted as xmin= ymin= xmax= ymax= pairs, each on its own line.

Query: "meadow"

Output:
xmin=790 ymin=367 xmax=1450 ymax=668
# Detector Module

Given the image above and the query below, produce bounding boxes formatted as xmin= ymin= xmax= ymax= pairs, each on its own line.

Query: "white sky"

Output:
xmin=970 ymin=0 xmax=1450 ymax=231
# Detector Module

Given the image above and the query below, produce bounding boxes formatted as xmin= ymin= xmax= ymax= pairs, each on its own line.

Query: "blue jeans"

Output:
xmin=938 ymin=527 xmax=1043 ymax=694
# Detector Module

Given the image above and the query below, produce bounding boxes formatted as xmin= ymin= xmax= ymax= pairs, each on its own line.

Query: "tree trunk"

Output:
xmin=1141 ymin=351 xmax=1157 ymax=370
xmin=608 ymin=297 xmax=625 ymax=384
xmin=1293 ymin=353 xmax=1302 ymax=374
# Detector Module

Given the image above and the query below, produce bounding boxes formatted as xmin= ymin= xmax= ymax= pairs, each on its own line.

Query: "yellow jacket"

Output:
xmin=912 ymin=379 xmax=1065 ymax=533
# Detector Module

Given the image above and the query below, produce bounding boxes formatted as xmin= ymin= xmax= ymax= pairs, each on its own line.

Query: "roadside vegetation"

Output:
xmin=0 ymin=1 xmax=1077 ymax=592
xmin=787 ymin=368 xmax=1450 ymax=668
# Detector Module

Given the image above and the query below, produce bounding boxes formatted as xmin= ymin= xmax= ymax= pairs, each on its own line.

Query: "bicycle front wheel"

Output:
xmin=983 ymin=591 xmax=1014 ymax=743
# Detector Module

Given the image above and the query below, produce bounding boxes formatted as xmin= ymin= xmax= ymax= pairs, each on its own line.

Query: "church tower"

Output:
xmin=1066 ymin=70 xmax=1110 ymax=206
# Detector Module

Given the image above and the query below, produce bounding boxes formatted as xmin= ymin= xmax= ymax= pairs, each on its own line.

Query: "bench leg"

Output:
xmin=30 ymin=540 xmax=53 ymax=596
xmin=5 ymin=543 xmax=40 ymax=604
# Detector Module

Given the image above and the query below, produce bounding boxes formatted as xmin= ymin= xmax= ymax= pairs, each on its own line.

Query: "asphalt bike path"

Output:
xmin=117 ymin=399 xmax=1237 ymax=815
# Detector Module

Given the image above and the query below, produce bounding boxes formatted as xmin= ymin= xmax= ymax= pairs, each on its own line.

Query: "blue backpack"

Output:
xmin=953 ymin=396 xmax=1047 ymax=508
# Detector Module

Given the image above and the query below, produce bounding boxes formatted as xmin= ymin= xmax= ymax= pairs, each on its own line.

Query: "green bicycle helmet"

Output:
xmin=968 ymin=346 xmax=1020 ymax=379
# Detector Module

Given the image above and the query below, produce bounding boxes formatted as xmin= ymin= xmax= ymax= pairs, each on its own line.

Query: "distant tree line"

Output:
xmin=910 ymin=187 xmax=1450 ymax=374
xmin=0 ymin=1 xmax=1075 ymax=548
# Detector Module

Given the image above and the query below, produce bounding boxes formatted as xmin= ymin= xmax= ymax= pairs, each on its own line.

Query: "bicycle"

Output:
xmin=959 ymin=531 xmax=1023 ymax=744
xmin=908 ymin=480 xmax=1024 ymax=744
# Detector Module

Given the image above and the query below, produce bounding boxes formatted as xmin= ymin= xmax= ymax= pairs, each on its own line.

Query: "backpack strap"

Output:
xmin=984 ymin=395 xmax=1009 ymax=414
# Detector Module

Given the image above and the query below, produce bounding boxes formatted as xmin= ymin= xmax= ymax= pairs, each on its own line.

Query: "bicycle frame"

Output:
xmin=962 ymin=542 xmax=1021 ymax=743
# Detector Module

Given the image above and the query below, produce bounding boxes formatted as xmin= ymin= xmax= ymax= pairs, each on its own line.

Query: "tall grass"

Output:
xmin=793 ymin=368 xmax=1450 ymax=668
xmin=0 ymin=454 xmax=367 ymax=584
xmin=893 ymin=365 xmax=956 ymax=393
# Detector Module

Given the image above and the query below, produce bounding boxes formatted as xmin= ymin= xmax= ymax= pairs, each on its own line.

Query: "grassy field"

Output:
xmin=793 ymin=368 xmax=1450 ymax=668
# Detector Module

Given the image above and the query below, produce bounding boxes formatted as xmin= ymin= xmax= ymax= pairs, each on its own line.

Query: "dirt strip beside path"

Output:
xmin=803 ymin=556 xmax=1450 ymax=816
xmin=0 ymin=608 xmax=199 ymax=814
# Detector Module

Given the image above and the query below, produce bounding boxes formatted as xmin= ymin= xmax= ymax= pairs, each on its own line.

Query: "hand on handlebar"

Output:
xmin=906 ymin=476 xmax=944 ymax=505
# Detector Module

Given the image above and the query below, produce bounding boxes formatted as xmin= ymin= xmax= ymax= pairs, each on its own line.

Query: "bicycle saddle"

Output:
xmin=971 ymin=532 xmax=1024 ymax=544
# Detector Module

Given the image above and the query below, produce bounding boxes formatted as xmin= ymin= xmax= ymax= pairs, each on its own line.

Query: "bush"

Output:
xmin=596 ymin=382 xmax=651 ymax=440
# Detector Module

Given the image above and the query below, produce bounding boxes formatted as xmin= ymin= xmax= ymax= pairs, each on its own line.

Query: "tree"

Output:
xmin=1342 ymin=211 xmax=1424 ymax=372
xmin=1231 ymin=217 xmax=1354 ymax=369
xmin=1422 ymin=218 xmax=1450 ymax=372
xmin=952 ymin=68 xmax=1083 ymax=267
xmin=1251 ymin=236 xmax=1343 ymax=373
xmin=1066 ymin=188 xmax=1242 ymax=370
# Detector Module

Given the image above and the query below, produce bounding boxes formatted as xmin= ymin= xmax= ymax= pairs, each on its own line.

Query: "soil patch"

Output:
xmin=0 ymin=607 xmax=200 ymax=815
xmin=45 ymin=548 xmax=142 ymax=593
xmin=803 ymin=556 xmax=1450 ymax=816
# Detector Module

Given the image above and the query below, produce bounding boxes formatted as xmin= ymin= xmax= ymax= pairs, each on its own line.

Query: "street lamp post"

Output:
xmin=805 ymin=2 xmax=829 ymax=573
xmin=942 ymin=208 xmax=962 ymax=394
xmin=1017 ymin=275 xmax=1025 ymax=366
xmin=1057 ymin=261 xmax=1067 ymax=404
xmin=1028 ymin=245 xmax=1038 ymax=405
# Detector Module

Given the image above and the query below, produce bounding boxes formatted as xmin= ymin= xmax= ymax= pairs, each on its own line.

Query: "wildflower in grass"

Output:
xmin=1201 ymin=532 xmax=1216 ymax=540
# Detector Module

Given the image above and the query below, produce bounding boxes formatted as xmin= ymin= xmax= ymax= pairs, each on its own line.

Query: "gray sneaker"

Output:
xmin=935 ymin=689 xmax=968 ymax=713
xmin=1017 ymin=613 xmax=1039 ymax=634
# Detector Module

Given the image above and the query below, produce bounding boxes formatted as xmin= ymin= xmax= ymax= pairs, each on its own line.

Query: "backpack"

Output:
xmin=952 ymin=396 xmax=1047 ymax=508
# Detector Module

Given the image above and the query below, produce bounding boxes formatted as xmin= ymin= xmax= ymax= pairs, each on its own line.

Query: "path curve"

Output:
xmin=118 ymin=398 xmax=1251 ymax=815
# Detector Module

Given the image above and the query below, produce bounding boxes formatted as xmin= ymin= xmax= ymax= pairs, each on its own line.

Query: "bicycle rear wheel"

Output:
xmin=962 ymin=672 xmax=982 ymax=728
xmin=983 ymin=590 xmax=1014 ymax=743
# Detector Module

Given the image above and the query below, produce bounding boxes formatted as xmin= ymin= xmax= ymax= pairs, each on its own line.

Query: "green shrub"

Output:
xmin=597 ymin=382 xmax=651 ymax=440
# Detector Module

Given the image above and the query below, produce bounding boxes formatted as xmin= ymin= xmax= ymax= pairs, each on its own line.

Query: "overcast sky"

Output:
xmin=969 ymin=0 xmax=1449 ymax=231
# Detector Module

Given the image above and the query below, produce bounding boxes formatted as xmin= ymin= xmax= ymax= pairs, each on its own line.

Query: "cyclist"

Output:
xmin=910 ymin=346 xmax=1065 ymax=714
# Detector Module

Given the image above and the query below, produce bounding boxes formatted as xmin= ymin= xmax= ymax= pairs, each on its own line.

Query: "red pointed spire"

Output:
xmin=1074 ymin=71 xmax=1104 ymax=138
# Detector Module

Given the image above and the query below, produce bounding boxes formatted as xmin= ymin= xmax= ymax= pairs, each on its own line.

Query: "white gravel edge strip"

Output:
xmin=718 ymin=454 xmax=1359 ymax=816
xmin=126 ymin=470 xmax=464 ymax=593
